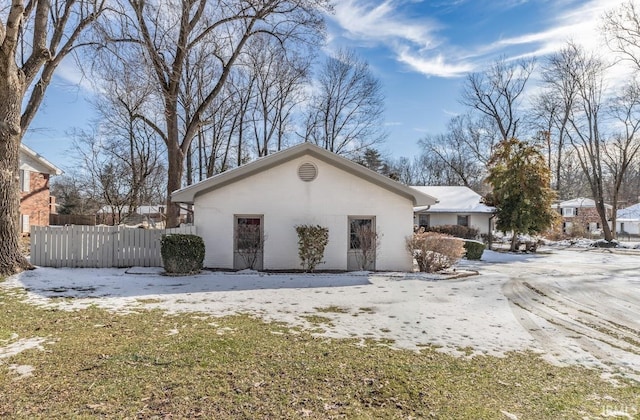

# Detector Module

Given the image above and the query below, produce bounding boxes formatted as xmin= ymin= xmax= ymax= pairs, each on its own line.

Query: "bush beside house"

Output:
xmin=161 ymin=234 xmax=205 ymax=275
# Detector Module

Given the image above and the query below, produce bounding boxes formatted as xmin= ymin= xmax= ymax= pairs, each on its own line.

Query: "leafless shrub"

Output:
xmin=406 ymin=231 xmax=464 ymax=273
xmin=235 ymin=224 xmax=266 ymax=270
xmin=352 ymin=224 xmax=380 ymax=271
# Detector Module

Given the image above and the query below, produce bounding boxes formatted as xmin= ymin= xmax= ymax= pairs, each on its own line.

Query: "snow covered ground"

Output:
xmin=3 ymin=246 xmax=640 ymax=381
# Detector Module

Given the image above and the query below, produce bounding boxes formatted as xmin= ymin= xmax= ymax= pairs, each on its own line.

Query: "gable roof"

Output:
xmin=617 ymin=203 xmax=640 ymax=221
xmin=411 ymin=186 xmax=495 ymax=213
xmin=20 ymin=143 xmax=63 ymax=175
xmin=172 ymin=142 xmax=438 ymax=206
xmin=553 ymin=197 xmax=613 ymax=210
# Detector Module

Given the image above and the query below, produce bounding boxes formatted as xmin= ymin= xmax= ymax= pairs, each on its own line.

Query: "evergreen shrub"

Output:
xmin=463 ymin=240 xmax=485 ymax=260
xmin=161 ymin=234 xmax=205 ymax=275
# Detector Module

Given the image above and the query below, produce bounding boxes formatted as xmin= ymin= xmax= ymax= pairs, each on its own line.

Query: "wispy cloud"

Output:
xmin=329 ymin=0 xmax=628 ymax=78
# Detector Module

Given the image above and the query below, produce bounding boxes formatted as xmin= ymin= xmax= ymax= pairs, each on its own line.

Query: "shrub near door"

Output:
xmin=161 ymin=234 xmax=205 ymax=274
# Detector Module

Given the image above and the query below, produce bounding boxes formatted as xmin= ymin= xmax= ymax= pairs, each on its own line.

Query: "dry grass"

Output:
xmin=0 ymin=289 xmax=639 ymax=419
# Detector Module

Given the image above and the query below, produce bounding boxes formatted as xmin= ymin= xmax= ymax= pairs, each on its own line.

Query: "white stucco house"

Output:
xmin=410 ymin=186 xmax=495 ymax=236
xmin=171 ymin=143 xmax=437 ymax=271
xmin=617 ymin=203 xmax=640 ymax=235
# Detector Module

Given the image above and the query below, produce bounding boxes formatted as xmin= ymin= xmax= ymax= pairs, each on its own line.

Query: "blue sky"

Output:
xmin=22 ymin=0 xmax=626 ymax=171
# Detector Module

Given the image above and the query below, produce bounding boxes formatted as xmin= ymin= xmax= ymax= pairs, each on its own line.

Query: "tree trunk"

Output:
xmin=165 ymin=141 xmax=184 ymax=228
xmin=0 ymin=67 xmax=32 ymax=276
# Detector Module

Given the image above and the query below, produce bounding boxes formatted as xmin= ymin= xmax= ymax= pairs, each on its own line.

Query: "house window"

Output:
xmin=418 ymin=214 xmax=430 ymax=230
xmin=457 ymin=215 xmax=469 ymax=227
xmin=562 ymin=207 xmax=575 ymax=217
xmin=349 ymin=217 xmax=374 ymax=250
xmin=235 ymin=216 xmax=263 ymax=252
xmin=19 ymin=169 xmax=30 ymax=192
xmin=20 ymin=214 xmax=30 ymax=233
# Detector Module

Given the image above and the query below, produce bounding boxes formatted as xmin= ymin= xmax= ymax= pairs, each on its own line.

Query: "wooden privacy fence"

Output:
xmin=30 ymin=225 xmax=197 ymax=268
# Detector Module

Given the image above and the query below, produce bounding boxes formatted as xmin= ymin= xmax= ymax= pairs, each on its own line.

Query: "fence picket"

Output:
xmin=29 ymin=225 xmax=196 ymax=268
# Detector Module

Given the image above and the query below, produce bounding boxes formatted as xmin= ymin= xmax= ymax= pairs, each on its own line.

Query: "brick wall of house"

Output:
xmin=19 ymin=171 xmax=52 ymax=232
xmin=560 ymin=206 xmax=612 ymax=233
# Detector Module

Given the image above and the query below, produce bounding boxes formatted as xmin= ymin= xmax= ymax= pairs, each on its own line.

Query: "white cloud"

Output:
xmin=397 ymin=48 xmax=474 ymax=78
xmin=333 ymin=0 xmax=441 ymax=48
xmin=329 ymin=0 xmax=630 ymax=79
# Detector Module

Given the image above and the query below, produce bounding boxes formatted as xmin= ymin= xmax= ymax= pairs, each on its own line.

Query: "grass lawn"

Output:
xmin=1 ymin=288 xmax=638 ymax=419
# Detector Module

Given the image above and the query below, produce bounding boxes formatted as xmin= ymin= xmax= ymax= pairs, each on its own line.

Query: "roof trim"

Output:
xmin=172 ymin=143 xmax=438 ymax=206
xmin=20 ymin=143 xmax=63 ymax=175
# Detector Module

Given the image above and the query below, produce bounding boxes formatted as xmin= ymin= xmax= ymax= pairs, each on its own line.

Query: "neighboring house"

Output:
xmin=553 ymin=197 xmax=613 ymax=234
xmin=410 ymin=186 xmax=495 ymax=236
xmin=171 ymin=142 xmax=437 ymax=271
xmin=19 ymin=144 xmax=63 ymax=233
xmin=96 ymin=204 xmax=188 ymax=227
xmin=616 ymin=203 xmax=640 ymax=236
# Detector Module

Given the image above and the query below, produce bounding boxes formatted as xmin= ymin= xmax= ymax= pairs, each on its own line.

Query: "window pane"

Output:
xmin=236 ymin=218 xmax=261 ymax=251
xmin=457 ymin=215 xmax=469 ymax=227
xmin=350 ymin=218 xmax=372 ymax=250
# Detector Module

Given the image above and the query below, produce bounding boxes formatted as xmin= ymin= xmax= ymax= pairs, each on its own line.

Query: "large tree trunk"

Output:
xmin=165 ymin=141 xmax=185 ymax=229
xmin=0 ymin=66 xmax=32 ymax=276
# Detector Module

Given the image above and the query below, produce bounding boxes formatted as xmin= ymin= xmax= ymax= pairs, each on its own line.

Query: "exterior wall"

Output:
xmin=193 ymin=155 xmax=415 ymax=271
xmin=617 ymin=221 xmax=640 ymax=235
xmin=19 ymin=171 xmax=52 ymax=233
xmin=414 ymin=213 xmax=492 ymax=235
xmin=558 ymin=207 xmax=611 ymax=233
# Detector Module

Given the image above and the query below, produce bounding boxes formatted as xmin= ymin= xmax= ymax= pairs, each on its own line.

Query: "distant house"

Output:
xmin=19 ymin=144 xmax=63 ymax=233
xmin=616 ymin=203 xmax=640 ymax=236
xmin=410 ymin=186 xmax=495 ymax=236
xmin=553 ymin=197 xmax=613 ymax=234
xmin=171 ymin=142 xmax=437 ymax=271
xmin=96 ymin=204 xmax=187 ymax=227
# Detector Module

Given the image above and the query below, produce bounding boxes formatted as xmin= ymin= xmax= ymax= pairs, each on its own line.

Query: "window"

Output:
xmin=562 ymin=207 xmax=575 ymax=217
xmin=235 ymin=217 xmax=262 ymax=252
xmin=349 ymin=217 xmax=373 ymax=250
xmin=20 ymin=214 xmax=30 ymax=233
xmin=457 ymin=215 xmax=469 ymax=227
xmin=418 ymin=214 xmax=430 ymax=230
xmin=19 ymin=169 xmax=30 ymax=192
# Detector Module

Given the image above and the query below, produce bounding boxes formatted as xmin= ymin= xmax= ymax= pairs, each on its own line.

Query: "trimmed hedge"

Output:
xmin=160 ymin=234 xmax=205 ymax=275
xmin=425 ymin=224 xmax=479 ymax=240
xmin=463 ymin=240 xmax=485 ymax=260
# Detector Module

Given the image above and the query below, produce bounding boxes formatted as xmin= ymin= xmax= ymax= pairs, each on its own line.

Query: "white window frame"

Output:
xmin=20 ymin=169 xmax=30 ymax=193
xmin=562 ymin=207 xmax=575 ymax=217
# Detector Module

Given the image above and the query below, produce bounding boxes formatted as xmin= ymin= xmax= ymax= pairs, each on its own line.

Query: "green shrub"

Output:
xmin=425 ymin=224 xmax=479 ymax=240
xmin=160 ymin=234 xmax=205 ymax=275
xmin=295 ymin=225 xmax=329 ymax=272
xmin=463 ymin=240 xmax=485 ymax=260
xmin=406 ymin=232 xmax=464 ymax=273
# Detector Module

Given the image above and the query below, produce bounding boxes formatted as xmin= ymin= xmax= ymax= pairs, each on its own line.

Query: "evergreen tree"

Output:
xmin=486 ymin=138 xmax=558 ymax=251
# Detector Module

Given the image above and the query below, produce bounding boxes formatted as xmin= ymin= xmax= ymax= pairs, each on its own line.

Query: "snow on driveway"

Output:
xmin=3 ymin=247 xmax=640 ymax=381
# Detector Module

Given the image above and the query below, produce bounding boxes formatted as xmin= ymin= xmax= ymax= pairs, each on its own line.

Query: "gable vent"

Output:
xmin=298 ymin=162 xmax=318 ymax=182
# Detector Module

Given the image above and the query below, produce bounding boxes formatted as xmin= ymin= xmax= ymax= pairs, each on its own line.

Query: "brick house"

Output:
xmin=19 ymin=144 xmax=63 ymax=233
xmin=553 ymin=197 xmax=612 ymax=235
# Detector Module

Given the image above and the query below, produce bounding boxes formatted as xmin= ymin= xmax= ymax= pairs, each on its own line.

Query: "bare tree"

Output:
xmin=603 ymin=1 xmax=640 ymax=70
xmin=558 ymin=45 xmax=614 ymax=241
xmin=95 ymin=0 xmax=329 ymax=228
xmin=417 ymin=115 xmax=487 ymax=189
xmin=461 ymin=56 xmax=535 ymax=143
xmin=533 ymin=43 xmax=582 ymax=197
xmin=603 ymin=79 xmax=640 ymax=236
xmin=247 ymin=35 xmax=310 ymax=157
xmin=0 ymin=0 xmax=105 ymax=275
xmin=303 ymin=48 xmax=386 ymax=156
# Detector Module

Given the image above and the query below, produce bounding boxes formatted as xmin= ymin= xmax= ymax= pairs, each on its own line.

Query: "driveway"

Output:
xmin=3 ymin=247 xmax=640 ymax=381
